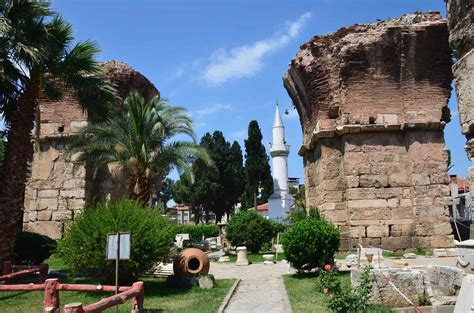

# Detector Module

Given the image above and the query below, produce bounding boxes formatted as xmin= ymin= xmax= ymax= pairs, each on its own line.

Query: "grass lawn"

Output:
xmin=227 ymin=252 xmax=286 ymax=263
xmin=284 ymin=272 xmax=395 ymax=313
xmin=1 ymin=255 xmax=234 ymax=313
xmin=283 ymin=272 xmax=351 ymax=312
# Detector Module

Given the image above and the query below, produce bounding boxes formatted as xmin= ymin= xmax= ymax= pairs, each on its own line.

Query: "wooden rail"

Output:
xmin=64 ymin=282 xmax=144 ymax=313
xmin=0 ymin=261 xmax=48 ymax=283
xmin=0 ymin=278 xmax=144 ymax=313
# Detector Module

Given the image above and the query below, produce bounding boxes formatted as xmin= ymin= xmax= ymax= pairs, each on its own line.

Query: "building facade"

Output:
xmin=284 ymin=13 xmax=454 ymax=250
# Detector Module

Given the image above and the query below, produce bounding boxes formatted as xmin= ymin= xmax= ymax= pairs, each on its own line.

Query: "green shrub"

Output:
xmin=58 ymin=199 xmax=175 ymax=284
xmin=317 ymin=266 xmax=394 ymax=313
xmin=175 ymin=224 xmax=219 ymax=243
xmin=286 ymin=206 xmax=321 ymax=224
xmin=286 ymin=209 xmax=307 ymax=224
xmin=270 ymin=220 xmax=286 ymax=236
xmin=226 ymin=210 xmax=274 ymax=253
xmin=281 ymin=217 xmax=340 ymax=271
xmin=14 ymin=232 xmax=57 ymax=265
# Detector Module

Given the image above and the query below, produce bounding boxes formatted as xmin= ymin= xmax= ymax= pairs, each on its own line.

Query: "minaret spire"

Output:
xmin=268 ymin=102 xmax=293 ymax=222
xmin=273 ymin=103 xmax=284 ymax=128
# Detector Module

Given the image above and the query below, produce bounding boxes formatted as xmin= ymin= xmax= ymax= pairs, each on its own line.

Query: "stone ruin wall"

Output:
xmin=446 ymin=0 xmax=474 ymax=209
xmin=23 ymin=61 xmax=159 ymax=239
xmin=284 ymin=13 xmax=454 ymax=250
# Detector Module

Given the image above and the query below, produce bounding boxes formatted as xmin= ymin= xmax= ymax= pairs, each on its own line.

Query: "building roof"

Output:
xmin=256 ymin=203 xmax=268 ymax=212
xmin=175 ymin=205 xmax=192 ymax=211
xmin=450 ymin=176 xmax=470 ymax=192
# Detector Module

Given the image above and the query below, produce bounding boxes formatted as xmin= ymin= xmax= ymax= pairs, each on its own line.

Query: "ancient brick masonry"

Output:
xmin=23 ymin=61 xmax=158 ymax=239
xmin=446 ymin=0 xmax=474 ymax=208
xmin=284 ymin=13 xmax=454 ymax=250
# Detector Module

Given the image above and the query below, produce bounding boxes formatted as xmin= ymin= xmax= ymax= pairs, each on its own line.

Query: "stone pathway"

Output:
xmin=210 ymin=262 xmax=295 ymax=313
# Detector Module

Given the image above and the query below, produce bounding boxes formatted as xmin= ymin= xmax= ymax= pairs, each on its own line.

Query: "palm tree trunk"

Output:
xmin=128 ymin=173 xmax=151 ymax=207
xmin=0 ymin=74 xmax=41 ymax=265
xmin=137 ymin=177 xmax=151 ymax=206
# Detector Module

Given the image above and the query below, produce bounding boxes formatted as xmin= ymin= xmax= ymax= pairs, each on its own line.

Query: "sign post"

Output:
xmin=107 ymin=231 xmax=131 ymax=312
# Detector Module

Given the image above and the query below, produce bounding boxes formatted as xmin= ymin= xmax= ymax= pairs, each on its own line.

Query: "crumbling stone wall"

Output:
xmin=284 ymin=13 xmax=454 ymax=250
xmin=23 ymin=61 xmax=158 ymax=239
xmin=446 ymin=0 xmax=474 ymax=213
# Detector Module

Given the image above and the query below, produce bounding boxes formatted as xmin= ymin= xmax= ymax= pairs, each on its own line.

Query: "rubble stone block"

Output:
xmin=24 ymin=221 xmax=63 ymax=240
xmin=352 ymin=268 xmax=425 ymax=308
xmin=347 ymin=199 xmax=388 ymax=209
xmin=381 ymin=237 xmax=412 ymax=250
xmin=52 ymin=211 xmax=73 ymax=221
xmin=454 ymin=275 xmax=474 ymax=313
xmin=38 ymin=189 xmax=59 ymax=198
xmin=37 ymin=211 xmax=52 ymax=221
xmin=359 ymin=175 xmax=388 ymax=188
xmin=367 ymin=225 xmax=389 ymax=237
xmin=431 ymin=235 xmax=455 ymax=248
xmin=38 ymin=198 xmax=58 ymax=211
xmin=345 ymin=176 xmax=359 ymax=188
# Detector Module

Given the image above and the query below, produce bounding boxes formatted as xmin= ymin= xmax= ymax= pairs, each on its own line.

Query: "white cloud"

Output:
xmin=194 ymin=121 xmax=206 ymax=129
xmin=202 ymin=12 xmax=312 ymax=85
xmin=194 ymin=103 xmax=232 ymax=117
xmin=230 ymin=129 xmax=247 ymax=141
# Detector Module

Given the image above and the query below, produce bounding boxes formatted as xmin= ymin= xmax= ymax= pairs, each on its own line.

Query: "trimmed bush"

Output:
xmin=14 ymin=232 xmax=57 ymax=265
xmin=175 ymin=224 xmax=219 ymax=243
xmin=58 ymin=199 xmax=175 ymax=284
xmin=281 ymin=217 xmax=340 ymax=271
xmin=270 ymin=221 xmax=286 ymax=236
xmin=226 ymin=210 xmax=274 ymax=253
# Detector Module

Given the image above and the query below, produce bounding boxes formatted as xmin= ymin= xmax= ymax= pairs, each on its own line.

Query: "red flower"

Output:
xmin=324 ymin=264 xmax=332 ymax=271
xmin=323 ymin=288 xmax=329 ymax=294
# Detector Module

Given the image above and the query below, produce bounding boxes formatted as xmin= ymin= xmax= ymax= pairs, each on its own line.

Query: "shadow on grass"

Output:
xmin=288 ymin=271 xmax=321 ymax=280
xmin=0 ymin=291 xmax=31 ymax=301
xmin=143 ymin=279 xmax=193 ymax=298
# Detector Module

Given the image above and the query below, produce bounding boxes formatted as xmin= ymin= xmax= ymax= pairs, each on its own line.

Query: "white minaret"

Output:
xmin=268 ymin=105 xmax=293 ymax=221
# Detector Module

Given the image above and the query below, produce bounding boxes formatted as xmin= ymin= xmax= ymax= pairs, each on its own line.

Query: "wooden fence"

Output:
xmin=0 ymin=278 xmax=144 ymax=313
xmin=0 ymin=261 xmax=48 ymax=283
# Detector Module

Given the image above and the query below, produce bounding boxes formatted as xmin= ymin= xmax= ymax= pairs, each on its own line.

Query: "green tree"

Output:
xmin=172 ymin=132 xmax=244 ymax=223
xmin=290 ymin=185 xmax=305 ymax=209
xmin=68 ymin=92 xmax=208 ymax=205
xmin=159 ymin=177 xmax=174 ymax=208
xmin=0 ymin=0 xmax=115 ymax=263
xmin=172 ymin=134 xmax=218 ymax=224
xmin=226 ymin=210 xmax=275 ymax=253
xmin=242 ymin=120 xmax=273 ymax=209
xmin=227 ymin=141 xmax=245 ymax=210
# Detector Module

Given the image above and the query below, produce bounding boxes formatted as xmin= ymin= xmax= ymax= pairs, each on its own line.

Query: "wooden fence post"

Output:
xmin=131 ymin=281 xmax=144 ymax=313
xmin=44 ymin=278 xmax=60 ymax=313
xmin=2 ymin=261 xmax=12 ymax=276
xmin=64 ymin=303 xmax=85 ymax=313
xmin=39 ymin=264 xmax=49 ymax=283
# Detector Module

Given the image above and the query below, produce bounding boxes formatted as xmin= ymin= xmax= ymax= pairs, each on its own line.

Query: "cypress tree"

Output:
xmin=172 ymin=132 xmax=245 ymax=223
xmin=227 ymin=141 xmax=245 ymax=210
xmin=242 ymin=120 xmax=273 ymax=209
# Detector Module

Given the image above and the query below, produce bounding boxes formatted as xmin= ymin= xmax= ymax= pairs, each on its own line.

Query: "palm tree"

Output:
xmin=67 ymin=91 xmax=210 ymax=205
xmin=0 ymin=0 xmax=116 ymax=263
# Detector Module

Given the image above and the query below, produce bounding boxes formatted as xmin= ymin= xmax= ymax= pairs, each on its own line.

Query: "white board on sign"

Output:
xmin=107 ymin=232 xmax=131 ymax=260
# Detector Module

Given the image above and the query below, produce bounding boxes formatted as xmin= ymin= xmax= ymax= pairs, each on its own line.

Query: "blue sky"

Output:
xmin=1 ymin=0 xmax=471 ymax=181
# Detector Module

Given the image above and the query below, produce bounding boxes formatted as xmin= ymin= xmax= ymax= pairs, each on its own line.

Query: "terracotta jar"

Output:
xmin=173 ymin=248 xmax=210 ymax=277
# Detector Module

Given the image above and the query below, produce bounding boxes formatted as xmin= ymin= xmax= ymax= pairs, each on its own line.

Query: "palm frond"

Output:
xmin=62 ymin=40 xmax=100 ymax=75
